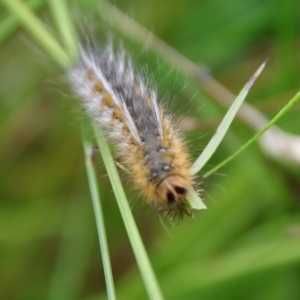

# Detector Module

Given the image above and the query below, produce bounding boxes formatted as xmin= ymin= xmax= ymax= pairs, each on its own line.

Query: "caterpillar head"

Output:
xmin=157 ymin=175 xmax=194 ymax=220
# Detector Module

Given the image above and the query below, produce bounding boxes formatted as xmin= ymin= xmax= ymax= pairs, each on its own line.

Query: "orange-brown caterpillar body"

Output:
xmin=69 ymin=44 xmax=195 ymax=219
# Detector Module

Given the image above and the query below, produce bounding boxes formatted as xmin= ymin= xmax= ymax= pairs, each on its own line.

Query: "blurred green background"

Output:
xmin=1 ymin=0 xmax=300 ymax=299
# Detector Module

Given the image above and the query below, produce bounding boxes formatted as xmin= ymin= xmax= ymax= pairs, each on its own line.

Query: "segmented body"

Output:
xmin=69 ymin=45 xmax=194 ymax=218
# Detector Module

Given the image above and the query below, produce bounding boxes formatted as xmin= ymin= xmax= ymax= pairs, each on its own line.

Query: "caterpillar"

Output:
xmin=69 ymin=43 xmax=196 ymax=219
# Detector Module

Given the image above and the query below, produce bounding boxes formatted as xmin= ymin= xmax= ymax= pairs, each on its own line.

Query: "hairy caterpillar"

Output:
xmin=69 ymin=44 xmax=196 ymax=219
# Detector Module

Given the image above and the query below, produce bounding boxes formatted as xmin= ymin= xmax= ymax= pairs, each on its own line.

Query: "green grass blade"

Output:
xmin=0 ymin=0 xmax=46 ymax=45
xmin=190 ymin=60 xmax=268 ymax=175
xmin=82 ymin=118 xmax=117 ymax=300
xmin=204 ymin=90 xmax=300 ymax=178
xmin=186 ymin=188 xmax=206 ymax=210
xmin=3 ymin=2 xmax=164 ymax=298
xmin=48 ymin=0 xmax=78 ymax=61
xmin=1 ymin=0 xmax=70 ymax=67
xmin=93 ymin=126 xmax=164 ymax=300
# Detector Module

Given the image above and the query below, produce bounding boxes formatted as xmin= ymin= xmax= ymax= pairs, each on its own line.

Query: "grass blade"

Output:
xmin=186 ymin=188 xmax=206 ymax=210
xmin=48 ymin=0 xmax=78 ymax=61
xmin=190 ymin=59 xmax=268 ymax=175
xmin=0 ymin=0 xmax=46 ymax=45
xmin=82 ymin=118 xmax=116 ymax=300
xmin=1 ymin=0 xmax=70 ymax=67
xmin=4 ymin=2 xmax=164 ymax=298
xmin=204 ymin=90 xmax=300 ymax=178
xmin=93 ymin=126 xmax=164 ymax=300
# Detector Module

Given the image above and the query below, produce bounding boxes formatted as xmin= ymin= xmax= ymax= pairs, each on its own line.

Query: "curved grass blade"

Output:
xmin=190 ymin=59 xmax=268 ymax=175
xmin=204 ymin=90 xmax=300 ymax=178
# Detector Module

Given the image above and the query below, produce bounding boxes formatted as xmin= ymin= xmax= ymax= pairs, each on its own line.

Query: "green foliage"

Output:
xmin=1 ymin=0 xmax=300 ymax=299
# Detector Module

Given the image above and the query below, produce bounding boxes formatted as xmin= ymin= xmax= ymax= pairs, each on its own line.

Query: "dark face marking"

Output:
xmin=174 ymin=186 xmax=187 ymax=195
xmin=167 ymin=191 xmax=176 ymax=205
xmin=157 ymin=175 xmax=191 ymax=210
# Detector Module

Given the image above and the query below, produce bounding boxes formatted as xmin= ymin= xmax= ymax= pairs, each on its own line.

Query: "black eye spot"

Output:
xmin=167 ymin=191 xmax=176 ymax=205
xmin=174 ymin=186 xmax=187 ymax=195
